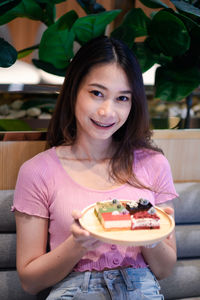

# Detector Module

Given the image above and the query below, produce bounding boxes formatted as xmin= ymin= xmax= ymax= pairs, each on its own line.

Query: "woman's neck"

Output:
xmin=71 ymin=137 xmax=114 ymax=162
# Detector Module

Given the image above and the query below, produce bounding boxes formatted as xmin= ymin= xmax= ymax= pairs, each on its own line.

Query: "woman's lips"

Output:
xmin=90 ymin=118 xmax=115 ymax=128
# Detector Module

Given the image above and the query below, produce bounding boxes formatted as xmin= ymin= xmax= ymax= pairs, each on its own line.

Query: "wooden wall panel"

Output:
xmin=153 ymin=130 xmax=200 ymax=182
xmin=0 ymin=130 xmax=199 ymax=190
xmin=8 ymin=19 xmax=41 ymax=63
xmin=0 ymin=141 xmax=46 ymax=190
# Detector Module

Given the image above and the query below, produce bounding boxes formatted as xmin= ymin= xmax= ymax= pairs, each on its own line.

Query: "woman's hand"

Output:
xmin=141 ymin=201 xmax=177 ymax=279
xmin=160 ymin=205 xmax=175 ymax=241
xmin=71 ymin=210 xmax=102 ymax=250
xmin=145 ymin=205 xmax=174 ymax=248
xmin=162 ymin=205 xmax=174 ymax=216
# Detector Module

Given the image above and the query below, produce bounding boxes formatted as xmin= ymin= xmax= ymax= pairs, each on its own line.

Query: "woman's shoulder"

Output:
xmin=19 ymin=147 xmax=57 ymax=175
xmin=134 ymin=147 xmax=164 ymax=160
xmin=134 ymin=148 xmax=169 ymax=169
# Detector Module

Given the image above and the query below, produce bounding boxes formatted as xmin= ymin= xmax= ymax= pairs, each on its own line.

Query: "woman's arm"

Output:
xmin=140 ymin=201 xmax=177 ymax=280
xmin=15 ymin=210 xmax=100 ymax=295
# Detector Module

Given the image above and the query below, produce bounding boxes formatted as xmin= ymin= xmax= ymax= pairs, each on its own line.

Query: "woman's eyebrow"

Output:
xmin=88 ymin=83 xmax=132 ymax=94
xmin=88 ymin=83 xmax=107 ymax=90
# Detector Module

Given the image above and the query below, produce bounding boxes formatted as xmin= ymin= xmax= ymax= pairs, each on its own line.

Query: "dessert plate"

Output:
xmin=79 ymin=203 xmax=175 ymax=246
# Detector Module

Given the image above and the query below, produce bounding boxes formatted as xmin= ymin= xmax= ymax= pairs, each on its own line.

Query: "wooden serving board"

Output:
xmin=79 ymin=203 xmax=175 ymax=246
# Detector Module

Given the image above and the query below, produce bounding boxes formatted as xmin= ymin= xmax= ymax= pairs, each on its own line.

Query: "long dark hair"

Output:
xmin=47 ymin=35 xmax=161 ymax=185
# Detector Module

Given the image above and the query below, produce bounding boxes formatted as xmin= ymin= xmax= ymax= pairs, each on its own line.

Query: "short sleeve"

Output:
xmin=12 ymin=156 xmax=50 ymax=218
xmin=152 ymin=154 xmax=179 ymax=204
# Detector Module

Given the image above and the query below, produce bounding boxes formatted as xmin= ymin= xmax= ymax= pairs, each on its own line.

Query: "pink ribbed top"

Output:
xmin=12 ymin=147 xmax=178 ymax=271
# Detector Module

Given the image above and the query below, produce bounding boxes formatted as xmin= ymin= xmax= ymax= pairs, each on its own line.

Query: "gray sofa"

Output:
xmin=0 ymin=183 xmax=200 ymax=300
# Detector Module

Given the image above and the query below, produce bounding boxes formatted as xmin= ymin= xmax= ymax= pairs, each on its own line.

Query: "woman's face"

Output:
xmin=75 ymin=63 xmax=132 ymax=143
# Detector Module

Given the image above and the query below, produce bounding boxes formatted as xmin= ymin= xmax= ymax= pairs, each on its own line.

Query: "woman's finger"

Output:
xmin=163 ymin=206 xmax=174 ymax=216
xmin=71 ymin=210 xmax=82 ymax=220
xmin=70 ymin=222 xmax=89 ymax=239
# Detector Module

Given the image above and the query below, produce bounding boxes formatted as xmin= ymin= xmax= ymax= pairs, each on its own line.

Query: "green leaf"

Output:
xmin=171 ymin=0 xmax=200 ymax=20
xmin=174 ymin=13 xmax=200 ymax=62
xmin=40 ymin=2 xmax=56 ymax=26
xmin=32 ymin=59 xmax=67 ymax=76
xmin=39 ymin=10 xmax=78 ymax=69
xmin=0 ymin=0 xmax=55 ymax=26
xmin=73 ymin=10 xmax=121 ymax=44
xmin=76 ymin=0 xmax=105 ymax=14
xmin=0 ymin=0 xmax=22 ymax=16
xmin=132 ymin=40 xmax=172 ymax=72
xmin=18 ymin=49 xmax=35 ymax=59
xmin=111 ymin=26 xmax=136 ymax=48
xmin=132 ymin=42 xmax=156 ymax=72
xmin=111 ymin=8 xmax=150 ymax=48
xmin=176 ymin=11 xmax=200 ymax=32
xmin=189 ymin=25 xmax=200 ymax=59
xmin=0 ymin=119 xmax=32 ymax=131
xmin=155 ymin=65 xmax=200 ymax=101
xmin=145 ymin=37 xmax=173 ymax=63
xmin=139 ymin=0 xmax=168 ymax=9
xmin=149 ymin=10 xmax=190 ymax=56
xmin=0 ymin=38 xmax=17 ymax=67
xmin=17 ymin=44 xmax=39 ymax=59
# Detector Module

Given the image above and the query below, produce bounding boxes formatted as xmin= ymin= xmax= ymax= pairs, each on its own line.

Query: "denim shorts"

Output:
xmin=46 ymin=267 xmax=164 ymax=300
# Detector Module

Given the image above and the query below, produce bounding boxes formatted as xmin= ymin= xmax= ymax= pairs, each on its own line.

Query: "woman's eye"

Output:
xmin=90 ymin=90 xmax=103 ymax=97
xmin=117 ymin=95 xmax=129 ymax=102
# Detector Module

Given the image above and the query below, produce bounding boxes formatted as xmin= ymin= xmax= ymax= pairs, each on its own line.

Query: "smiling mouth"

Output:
xmin=90 ymin=119 xmax=115 ymax=128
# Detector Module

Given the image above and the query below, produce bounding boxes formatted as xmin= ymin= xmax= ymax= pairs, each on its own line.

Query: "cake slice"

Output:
xmin=126 ymin=199 xmax=160 ymax=230
xmin=94 ymin=199 xmax=131 ymax=230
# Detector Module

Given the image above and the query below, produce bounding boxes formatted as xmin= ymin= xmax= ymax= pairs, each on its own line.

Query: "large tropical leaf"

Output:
xmin=38 ymin=10 xmax=78 ymax=69
xmin=155 ymin=65 xmax=200 ymax=101
xmin=32 ymin=59 xmax=67 ymax=76
xmin=0 ymin=38 xmax=17 ymax=67
xmin=176 ymin=11 xmax=200 ymax=32
xmin=171 ymin=14 xmax=200 ymax=68
xmin=171 ymin=0 xmax=200 ymax=20
xmin=132 ymin=40 xmax=172 ymax=73
xmin=0 ymin=0 xmax=22 ymax=16
xmin=132 ymin=42 xmax=157 ymax=72
xmin=111 ymin=8 xmax=150 ymax=48
xmin=73 ymin=10 xmax=121 ymax=45
xmin=149 ymin=10 xmax=190 ymax=56
xmin=76 ymin=0 xmax=105 ymax=14
xmin=0 ymin=0 xmax=55 ymax=26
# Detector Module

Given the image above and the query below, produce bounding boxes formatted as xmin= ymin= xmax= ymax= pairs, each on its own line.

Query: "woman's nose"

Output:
xmin=98 ymin=100 xmax=115 ymax=117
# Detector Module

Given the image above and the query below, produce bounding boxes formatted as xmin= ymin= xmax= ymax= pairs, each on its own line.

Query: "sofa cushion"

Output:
xmin=0 ymin=190 xmax=15 ymax=232
xmin=174 ymin=182 xmax=200 ymax=224
xmin=176 ymin=224 xmax=200 ymax=258
xmin=0 ymin=233 xmax=16 ymax=268
xmin=0 ymin=270 xmax=37 ymax=300
xmin=160 ymin=259 xmax=200 ymax=299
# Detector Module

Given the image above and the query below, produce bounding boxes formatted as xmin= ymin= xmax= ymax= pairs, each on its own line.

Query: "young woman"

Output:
xmin=12 ymin=36 xmax=178 ymax=299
